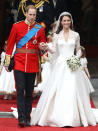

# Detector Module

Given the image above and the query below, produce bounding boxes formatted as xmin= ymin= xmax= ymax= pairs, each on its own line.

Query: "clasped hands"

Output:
xmin=39 ymin=42 xmax=48 ymax=51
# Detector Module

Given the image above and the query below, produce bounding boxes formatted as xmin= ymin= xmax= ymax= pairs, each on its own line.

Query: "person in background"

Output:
xmin=0 ymin=42 xmax=16 ymax=100
xmin=79 ymin=46 xmax=90 ymax=78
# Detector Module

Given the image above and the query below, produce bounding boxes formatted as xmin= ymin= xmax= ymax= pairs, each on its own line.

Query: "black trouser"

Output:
xmin=14 ymin=70 xmax=36 ymax=122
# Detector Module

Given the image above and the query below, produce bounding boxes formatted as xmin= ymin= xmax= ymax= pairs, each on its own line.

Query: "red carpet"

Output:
xmin=0 ymin=95 xmax=38 ymax=112
xmin=0 ymin=95 xmax=98 ymax=131
xmin=0 ymin=95 xmax=95 ymax=112
xmin=0 ymin=95 xmax=17 ymax=112
xmin=0 ymin=118 xmax=98 ymax=131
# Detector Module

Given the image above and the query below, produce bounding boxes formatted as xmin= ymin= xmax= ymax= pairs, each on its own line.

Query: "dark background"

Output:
xmin=0 ymin=0 xmax=98 ymax=57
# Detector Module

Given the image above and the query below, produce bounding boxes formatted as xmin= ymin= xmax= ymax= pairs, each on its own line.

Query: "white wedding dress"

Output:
xmin=30 ymin=29 xmax=98 ymax=127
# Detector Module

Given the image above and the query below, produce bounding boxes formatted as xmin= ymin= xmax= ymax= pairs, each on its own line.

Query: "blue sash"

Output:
xmin=17 ymin=24 xmax=42 ymax=48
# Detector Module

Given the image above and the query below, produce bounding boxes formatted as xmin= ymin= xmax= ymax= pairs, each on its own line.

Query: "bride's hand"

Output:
xmin=5 ymin=66 xmax=10 ymax=72
xmin=39 ymin=42 xmax=48 ymax=51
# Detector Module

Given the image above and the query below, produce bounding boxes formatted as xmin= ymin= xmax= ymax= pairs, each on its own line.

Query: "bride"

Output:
xmin=30 ymin=12 xmax=98 ymax=127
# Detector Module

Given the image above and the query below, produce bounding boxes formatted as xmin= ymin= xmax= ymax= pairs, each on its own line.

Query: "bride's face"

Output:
xmin=61 ymin=16 xmax=71 ymax=29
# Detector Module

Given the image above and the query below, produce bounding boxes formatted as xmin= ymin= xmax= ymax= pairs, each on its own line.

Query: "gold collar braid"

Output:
xmin=32 ymin=0 xmax=40 ymax=3
xmin=18 ymin=0 xmax=49 ymax=16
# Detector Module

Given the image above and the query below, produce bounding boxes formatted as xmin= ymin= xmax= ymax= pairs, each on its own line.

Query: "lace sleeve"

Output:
xmin=1 ymin=52 xmax=5 ymax=65
xmin=76 ymin=33 xmax=80 ymax=49
xmin=47 ymin=33 xmax=58 ymax=54
xmin=75 ymin=33 xmax=81 ymax=57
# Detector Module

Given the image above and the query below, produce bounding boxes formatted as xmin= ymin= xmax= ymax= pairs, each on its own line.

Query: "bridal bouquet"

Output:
xmin=67 ymin=55 xmax=81 ymax=72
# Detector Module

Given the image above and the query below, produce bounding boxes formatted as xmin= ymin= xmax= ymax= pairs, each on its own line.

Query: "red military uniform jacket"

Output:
xmin=6 ymin=21 xmax=46 ymax=73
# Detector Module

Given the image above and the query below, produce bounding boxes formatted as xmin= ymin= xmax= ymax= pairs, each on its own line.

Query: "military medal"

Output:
xmin=33 ymin=39 xmax=37 ymax=44
xmin=33 ymin=32 xmax=38 ymax=45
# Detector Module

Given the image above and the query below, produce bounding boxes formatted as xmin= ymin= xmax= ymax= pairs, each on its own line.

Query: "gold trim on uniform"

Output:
xmin=32 ymin=0 xmax=40 ymax=3
xmin=25 ymin=19 xmax=35 ymax=26
xmin=5 ymin=54 xmax=11 ymax=66
xmin=18 ymin=0 xmax=27 ymax=15
xmin=35 ymin=0 xmax=45 ymax=9
xmin=41 ymin=55 xmax=45 ymax=63
xmin=18 ymin=0 xmax=49 ymax=16
xmin=36 ymin=51 xmax=42 ymax=85
xmin=40 ymin=22 xmax=46 ymax=28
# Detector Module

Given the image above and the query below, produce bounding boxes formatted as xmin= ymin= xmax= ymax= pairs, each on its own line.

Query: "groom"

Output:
xmin=5 ymin=5 xmax=47 ymax=127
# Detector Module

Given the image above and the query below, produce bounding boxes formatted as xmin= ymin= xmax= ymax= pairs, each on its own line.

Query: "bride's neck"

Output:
xmin=63 ymin=28 xmax=70 ymax=33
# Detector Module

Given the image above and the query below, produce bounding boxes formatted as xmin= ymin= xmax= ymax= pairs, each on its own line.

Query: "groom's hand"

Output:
xmin=39 ymin=42 xmax=48 ymax=51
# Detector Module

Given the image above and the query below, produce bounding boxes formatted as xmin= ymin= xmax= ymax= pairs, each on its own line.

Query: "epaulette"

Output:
xmin=39 ymin=22 xmax=46 ymax=28
xmin=14 ymin=20 xmax=24 ymax=24
xmin=34 ymin=23 xmax=42 ymax=29
xmin=36 ymin=22 xmax=42 ymax=27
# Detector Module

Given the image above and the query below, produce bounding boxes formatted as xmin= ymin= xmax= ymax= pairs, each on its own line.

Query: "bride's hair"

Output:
xmin=56 ymin=14 xmax=73 ymax=34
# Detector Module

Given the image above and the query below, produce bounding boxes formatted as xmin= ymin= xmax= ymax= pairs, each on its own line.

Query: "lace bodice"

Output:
xmin=49 ymin=29 xmax=80 ymax=60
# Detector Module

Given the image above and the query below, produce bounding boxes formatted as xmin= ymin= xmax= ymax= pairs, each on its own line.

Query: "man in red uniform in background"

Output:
xmin=5 ymin=5 xmax=46 ymax=127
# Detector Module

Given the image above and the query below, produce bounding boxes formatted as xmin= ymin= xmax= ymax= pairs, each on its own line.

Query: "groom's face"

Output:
xmin=26 ymin=8 xmax=36 ymax=23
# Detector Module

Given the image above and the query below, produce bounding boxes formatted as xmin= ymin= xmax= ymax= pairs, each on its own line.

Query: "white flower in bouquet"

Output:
xmin=67 ymin=55 xmax=81 ymax=72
